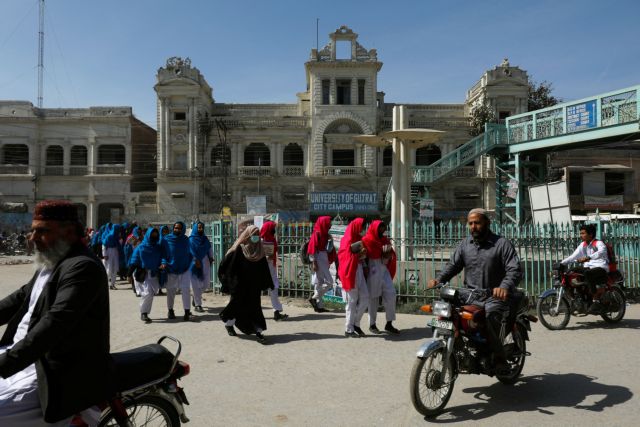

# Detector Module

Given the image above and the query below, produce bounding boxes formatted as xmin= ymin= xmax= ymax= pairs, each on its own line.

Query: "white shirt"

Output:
xmin=0 ymin=269 xmax=52 ymax=401
xmin=561 ymin=240 xmax=610 ymax=271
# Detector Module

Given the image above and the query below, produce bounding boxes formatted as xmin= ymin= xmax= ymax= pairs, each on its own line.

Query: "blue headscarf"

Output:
xmin=124 ymin=226 xmax=143 ymax=265
xmin=162 ymin=221 xmax=191 ymax=274
xmin=189 ymin=221 xmax=212 ymax=279
xmin=129 ymin=228 xmax=162 ymax=277
xmin=91 ymin=224 xmax=106 ymax=246
xmin=102 ymin=224 xmax=121 ymax=248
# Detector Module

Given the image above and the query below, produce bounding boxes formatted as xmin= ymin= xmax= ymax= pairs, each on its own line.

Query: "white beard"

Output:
xmin=34 ymin=239 xmax=71 ymax=270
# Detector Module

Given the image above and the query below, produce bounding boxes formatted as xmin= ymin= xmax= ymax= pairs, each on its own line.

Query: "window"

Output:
xmin=210 ymin=144 xmax=231 ymax=166
xmin=605 ymin=172 xmax=625 ymax=196
xmin=45 ymin=145 xmax=63 ymax=166
xmin=568 ymin=172 xmax=582 ymax=196
xmin=172 ymin=151 xmax=187 ymax=170
xmin=97 ymin=145 xmax=125 ymax=164
xmin=358 ymin=79 xmax=366 ymax=105
xmin=321 ymin=80 xmax=330 ymax=105
xmin=383 ymin=146 xmax=393 ymax=166
xmin=244 ymin=143 xmax=270 ymax=166
xmin=499 ymin=111 xmax=510 ymax=120
xmin=1 ymin=144 xmax=29 ymax=164
xmin=336 ymin=79 xmax=351 ymax=105
xmin=416 ymin=145 xmax=441 ymax=166
xmin=283 ymin=143 xmax=304 ymax=166
xmin=70 ymin=146 xmax=88 ymax=165
xmin=174 ymin=112 xmax=186 ymax=121
xmin=332 ymin=149 xmax=354 ymax=166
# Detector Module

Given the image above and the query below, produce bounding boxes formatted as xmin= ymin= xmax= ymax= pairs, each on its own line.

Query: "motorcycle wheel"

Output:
xmin=409 ymin=346 xmax=455 ymax=418
xmin=536 ymin=292 xmax=570 ymax=330
xmin=600 ymin=287 xmax=626 ymax=323
xmin=497 ymin=325 xmax=526 ymax=385
xmin=98 ymin=395 xmax=181 ymax=427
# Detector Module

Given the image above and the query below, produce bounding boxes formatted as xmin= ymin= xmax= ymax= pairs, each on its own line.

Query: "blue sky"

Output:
xmin=1 ymin=0 xmax=639 ymax=128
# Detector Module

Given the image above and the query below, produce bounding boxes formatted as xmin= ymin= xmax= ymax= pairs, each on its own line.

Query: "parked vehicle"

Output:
xmin=72 ymin=336 xmax=190 ymax=427
xmin=410 ymin=285 xmax=536 ymax=417
xmin=536 ymin=263 xmax=626 ymax=330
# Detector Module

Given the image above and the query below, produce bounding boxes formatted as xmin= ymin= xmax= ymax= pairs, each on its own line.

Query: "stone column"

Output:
xmin=351 ymin=77 xmax=357 ymax=106
xmin=163 ymin=98 xmax=170 ymax=171
xmin=63 ymin=142 xmax=70 ymax=176
xmin=330 ymin=78 xmax=336 ymax=105
xmin=158 ymin=98 xmax=165 ymax=171
xmin=124 ymin=145 xmax=132 ymax=175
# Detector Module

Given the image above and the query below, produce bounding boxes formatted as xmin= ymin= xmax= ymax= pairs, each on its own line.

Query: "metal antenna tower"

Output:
xmin=37 ymin=0 xmax=45 ymax=108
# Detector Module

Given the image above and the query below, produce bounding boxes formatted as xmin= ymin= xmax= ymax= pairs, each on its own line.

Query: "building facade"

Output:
xmin=154 ymin=26 xmax=534 ymax=221
xmin=0 ymin=101 xmax=156 ymax=228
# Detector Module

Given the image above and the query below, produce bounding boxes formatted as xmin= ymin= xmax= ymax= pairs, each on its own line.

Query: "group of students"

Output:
xmin=311 ymin=216 xmax=400 ymax=337
xmin=92 ymin=221 xmax=214 ymax=322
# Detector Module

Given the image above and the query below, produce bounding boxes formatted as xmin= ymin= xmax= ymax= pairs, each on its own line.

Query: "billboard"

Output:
xmin=310 ymin=192 xmax=378 ymax=213
xmin=566 ymin=100 xmax=597 ymax=133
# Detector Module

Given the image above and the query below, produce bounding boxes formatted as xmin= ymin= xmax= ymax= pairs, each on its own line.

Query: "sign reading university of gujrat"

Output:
xmin=310 ymin=192 xmax=378 ymax=213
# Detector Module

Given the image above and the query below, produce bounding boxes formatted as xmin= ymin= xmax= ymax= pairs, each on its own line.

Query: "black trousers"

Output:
xmin=574 ymin=266 xmax=608 ymax=295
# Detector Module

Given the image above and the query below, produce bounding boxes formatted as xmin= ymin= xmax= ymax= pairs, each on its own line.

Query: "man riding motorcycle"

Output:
xmin=428 ymin=208 xmax=522 ymax=374
xmin=560 ymin=223 xmax=609 ymax=314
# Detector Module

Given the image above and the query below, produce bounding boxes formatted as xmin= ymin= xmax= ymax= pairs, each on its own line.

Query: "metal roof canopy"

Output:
xmin=382 ymin=128 xmax=445 ymax=147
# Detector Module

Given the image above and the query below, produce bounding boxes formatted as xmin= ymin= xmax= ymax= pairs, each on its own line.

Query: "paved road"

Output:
xmin=1 ymin=261 xmax=638 ymax=426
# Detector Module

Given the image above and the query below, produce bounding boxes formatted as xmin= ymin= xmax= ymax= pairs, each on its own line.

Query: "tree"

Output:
xmin=528 ymin=80 xmax=560 ymax=111
xmin=468 ymin=103 xmax=496 ymax=137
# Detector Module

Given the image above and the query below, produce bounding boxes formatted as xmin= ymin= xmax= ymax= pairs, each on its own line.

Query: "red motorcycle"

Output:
xmin=410 ymin=286 xmax=537 ymax=417
xmin=536 ymin=264 xmax=626 ymax=330
xmin=72 ymin=336 xmax=190 ymax=427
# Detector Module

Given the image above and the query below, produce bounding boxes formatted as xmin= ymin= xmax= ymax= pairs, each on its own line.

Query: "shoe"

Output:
xmin=274 ymin=311 xmax=289 ymax=321
xmin=167 ymin=309 xmax=176 ymax=320
xmin=316 ymin=307 xmax=329 ymax=313
xmin=192 ymin=299 xmax=195 ymax=307
xmin=369 ymin=324 xmax=382 ymax=334
xmin=195 ymin=305 xmax=204 ymax=313
xmin=345 ymin=331 xmax=360 ymax=338
xmin=256 ymin=332 xmax=267 ymax=344
xmin=385 ymin=322 xmax=400 ymax=334
xmin=158 ymin=289 xmax=165 ymax=295
xmin=136 ymin=293 xmax=141 ymax=298
xmin=308 ymin=297 xmax=319 ymax=311
xmin=353 ymin=326 xmax=366 ymax=337
xmin=110 ymin=284 xmax=117 ymax=290
xmin=140 ymin=313 xmax=152 ymax=323
xmin=183 ymin=310 xmax=192 ymax=321
xmin=225 ymin=325 xmax=237 ymax=336
xmin=588 ymin=301 xmax=604 ymax=314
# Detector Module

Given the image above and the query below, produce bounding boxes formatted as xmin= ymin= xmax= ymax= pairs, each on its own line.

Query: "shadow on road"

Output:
xmin=243 ymin=331 xmax=344 ymax=344
xmin=563 ymin=317 xmax=640 ymax=330
xmin=426 ymin=373 xmax=633 ymax=423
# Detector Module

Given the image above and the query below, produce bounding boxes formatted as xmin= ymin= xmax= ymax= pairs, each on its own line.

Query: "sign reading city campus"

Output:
xmin=566 ymin=100 xmax=597 ymax=133
xmin=310 ymin=192 xmax=378 ymax=213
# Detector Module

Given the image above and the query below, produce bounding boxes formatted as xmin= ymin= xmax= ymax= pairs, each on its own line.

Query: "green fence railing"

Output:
xmin=208 ymin=220 xmax=640 ymax=303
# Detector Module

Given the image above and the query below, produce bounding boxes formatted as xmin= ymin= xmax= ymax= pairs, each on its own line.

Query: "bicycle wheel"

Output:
xmin=98 ymin=395 xmax=180 ymax=427
xmin=409 ymin=346 xmax=455 ymax=418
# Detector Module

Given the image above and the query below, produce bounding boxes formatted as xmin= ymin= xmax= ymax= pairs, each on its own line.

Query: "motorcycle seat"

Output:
xmin=111 ymin=344 xmax=175 ymax=392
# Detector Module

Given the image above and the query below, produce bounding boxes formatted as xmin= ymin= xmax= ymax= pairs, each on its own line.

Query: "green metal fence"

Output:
xmin=209 ymin=220 xmax=640 ymax=302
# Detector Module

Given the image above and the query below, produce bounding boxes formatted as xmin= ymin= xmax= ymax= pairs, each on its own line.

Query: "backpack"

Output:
xmin=585 ymin=239 xmax=617 ymax=272
xmin=299 ymin=239 xmax=312 ymax=265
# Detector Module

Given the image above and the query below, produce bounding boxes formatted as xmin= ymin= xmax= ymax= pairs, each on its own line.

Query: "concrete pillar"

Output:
xmin=330 ymin=78 xmax=336 ymax=105
xmin=124 ymin=145 xmax=132 ymax=175
xmin=351 ymin=77 xmax=357 ymax=106
xmin=163 ymin=98 xmax=170 ymax=170
xmin=63 ymin=143 xmax=70 ymax=176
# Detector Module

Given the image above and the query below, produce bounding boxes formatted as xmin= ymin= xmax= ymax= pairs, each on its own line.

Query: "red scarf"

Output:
xmin=307 ymin=216 xmax=335 ymax=264
xmin=337 ymin=218 xmax=364 ymax=291
xmin=260 ymin=221 xmax=278 ymax=266
xmin=362 ymin=220 xmax=396 ymax=279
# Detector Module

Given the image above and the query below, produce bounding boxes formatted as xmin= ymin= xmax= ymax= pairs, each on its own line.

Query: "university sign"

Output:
xmin=310 ymin=192 xmax=378 ymax=213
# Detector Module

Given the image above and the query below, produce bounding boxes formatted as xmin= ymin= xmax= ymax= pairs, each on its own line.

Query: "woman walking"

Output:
xmin=218 ymin=225 xmax=274 ymax=343
xmin=189 ymin=221 xmax=213 ymax=312
xmin=338 ymin=218 xmax=369 ymax=337
xmin=129 ymin=227 xmax=165 ymax=323
xmin=260 ymin=221 xmax=289 ymax=321
xmin=307 ymin=216 xmax=336 ymax=312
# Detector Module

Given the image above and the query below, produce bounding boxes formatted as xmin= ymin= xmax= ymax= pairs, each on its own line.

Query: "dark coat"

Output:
xmin=218 ymin=247 xmax=273 ymax=335
xmin=0 ymin=243 xmax=114 ymax=423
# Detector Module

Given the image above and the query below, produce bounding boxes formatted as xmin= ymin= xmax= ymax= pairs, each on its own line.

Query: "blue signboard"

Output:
xmin=566 ymin=100 xmax=597 ymax=133
xmin=310 ymin=192 xmax=378 ymax=213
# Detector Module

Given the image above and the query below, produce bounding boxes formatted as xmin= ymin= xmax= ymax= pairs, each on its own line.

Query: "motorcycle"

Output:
xmin=72 ymin=336 xmax=190 ymax=427
xmin=410 ymin=285 xmax=537 ymax=417
xmin=536 ymin=263 xmax=626 ymax=330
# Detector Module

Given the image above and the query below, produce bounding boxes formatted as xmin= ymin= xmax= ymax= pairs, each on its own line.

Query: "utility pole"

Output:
xmin=37 ymin=0 xmax=44 ymax=108
xmin=197 ymin=112 xmax=211 ymax=214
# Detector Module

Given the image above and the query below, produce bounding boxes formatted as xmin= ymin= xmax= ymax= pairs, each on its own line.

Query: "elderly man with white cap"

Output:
xmin=428 ymin=208 xmax=522 ymax=375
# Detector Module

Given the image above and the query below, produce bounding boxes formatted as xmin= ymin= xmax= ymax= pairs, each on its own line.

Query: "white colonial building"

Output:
xmin=0 ymin=102 xmax=156 ymax=229
xmin=154 ymin=26 xmax=530 ymax=221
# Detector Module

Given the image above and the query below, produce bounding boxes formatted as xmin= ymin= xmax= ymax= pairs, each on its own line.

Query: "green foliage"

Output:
xmin=468 ymin=103 xmax=496 ymax=136
xmin=528 ymin=80 xmax=561 ymax=111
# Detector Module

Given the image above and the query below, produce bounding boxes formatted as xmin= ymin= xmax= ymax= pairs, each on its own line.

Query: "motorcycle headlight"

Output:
xmin=433 ymin=301 xmax=451 ymax=318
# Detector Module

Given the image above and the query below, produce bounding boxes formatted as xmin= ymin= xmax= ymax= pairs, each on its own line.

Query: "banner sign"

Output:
xmin=584 ymin=195 xmax=624 ymax=208
xmin=566 ymin=100 xmax=597 ymax=133
xmin=310 ymin=192 xmax=378 ymax=213
xmin=419 ymin=199 xmax=434 ymax=220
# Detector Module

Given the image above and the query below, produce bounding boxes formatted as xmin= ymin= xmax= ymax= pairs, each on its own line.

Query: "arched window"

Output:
xmin=283 ymin=143 xmax=303 ymax=166
xmin=70 ymin=146 xmax=87 ymax=165
xmin=98 ymin=145 xmax=125 ymax=164
xmin=1 ymin=144 xmax=29 ymax=165
xmin=244 ymin=143 xmax=270 ymax=166
xmin=45 ymin=145 xmax=63 ymax=166
xmin=210 ymin=144 xmax=231 ymax=167
xmin=416 ymin=145 xmax=441 ymax=166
